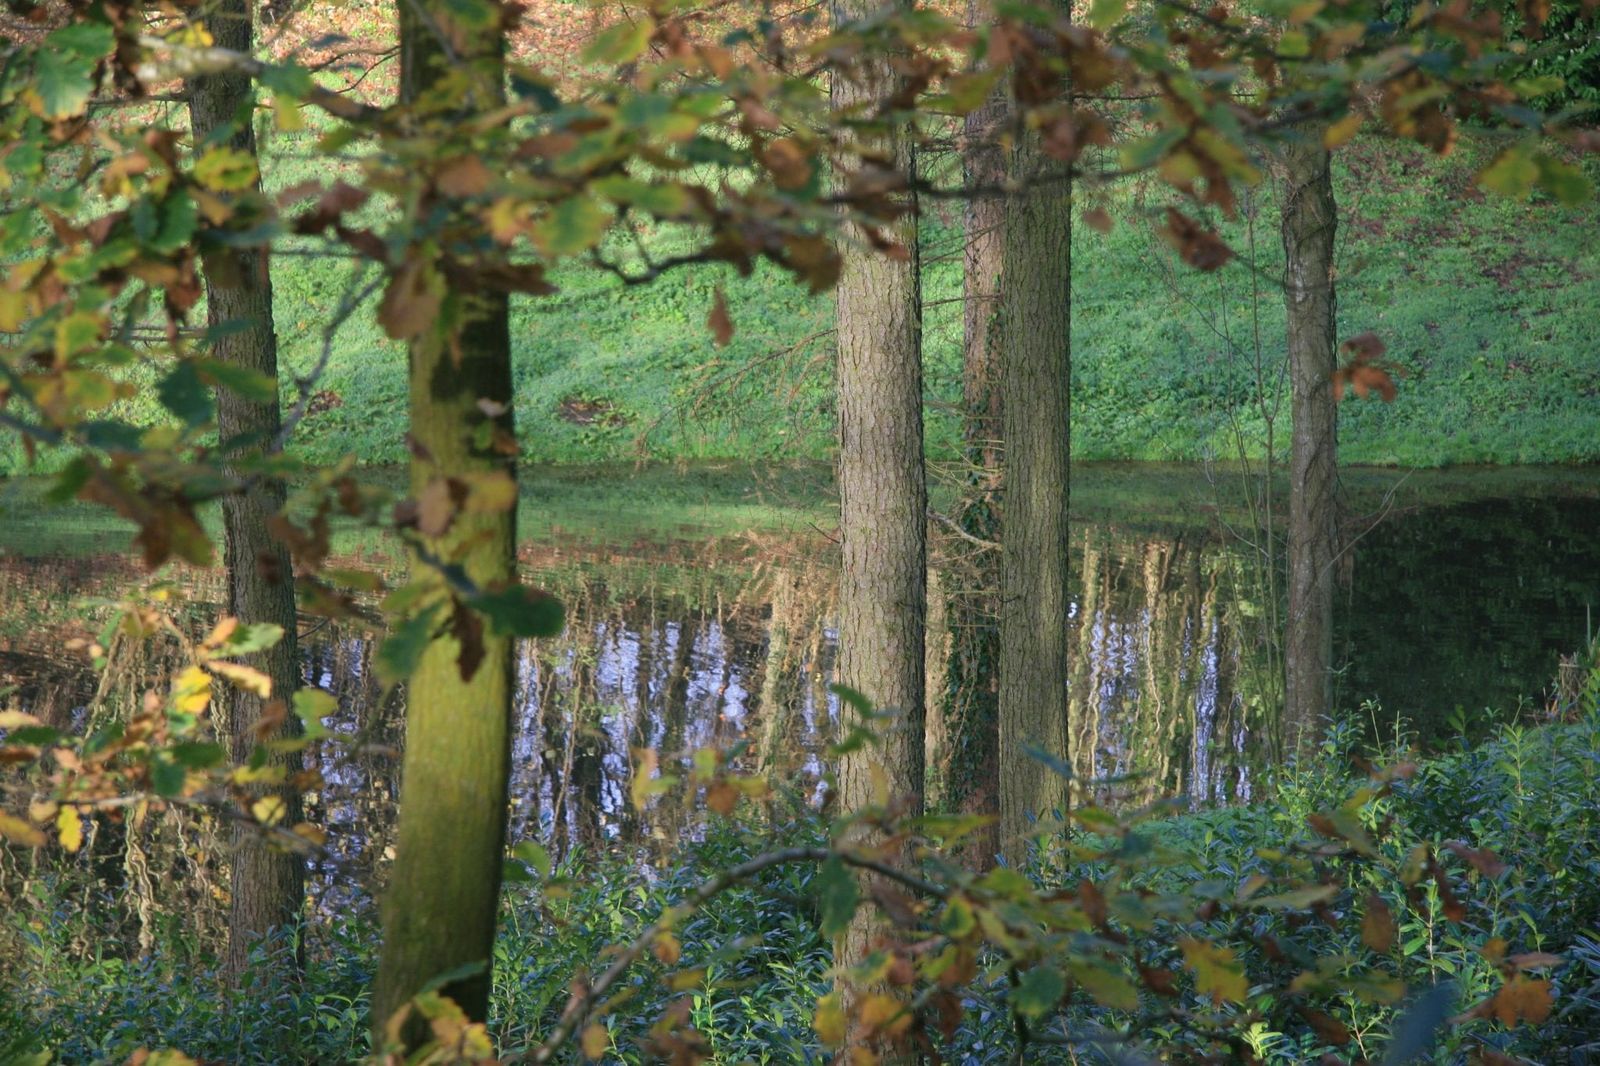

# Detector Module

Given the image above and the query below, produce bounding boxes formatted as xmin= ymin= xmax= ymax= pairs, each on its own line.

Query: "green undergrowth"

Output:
xmin=5 ymin=709 xmax=1599 ymax=1063
xmin=2 ymin=133 xmax=1596 ymax=475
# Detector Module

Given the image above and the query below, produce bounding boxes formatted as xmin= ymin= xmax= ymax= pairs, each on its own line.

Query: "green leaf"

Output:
xmin=469 ymin=586 xmax=565 ymax=638
xmin=512 ymin=840 xmax=552 ymax=878
xmin=1087 ymin=0 xmax=1130 ymax=30
xmin=531 ymin=196 xmax=612 ymax=256
xmin=1478 ymin=144 xmax=1539 ymax=199
xmin=157 ymin=361 xmax=214 ymax=427
xmin=1247 ymin=883 xmax=1339 ymax=910
xmin=1535 ymin=153 xmax=1593 ymax=207
xmin=150 ymin=757 xmax=187 ymax=797
xmin=149 ymin=193 xmax=199 ymax=255
xmin=197 ymin=359 xmax=278 ymax=404
xmin=292 ymin=689 xmax=336 ymax=739
xmin=1013 ymin=966 xmax=1066 ymax=1019
xmin=815 ymin=857 xmax=859 ymax=938
xmin=48 ymin=21 xmax=115 ymax=59
xmin=193 ymin=146 xmax=259 ymax=192
xmin=31 ymin=50 xmax=96 ymax=120
xmin=168 ymin=741 xmax=226 ymax=768
xmin=582 ymin=17 xmax=654 ymax=66
xmin=376 ymin=603 xmax=443 ymax=685
xmin=220 ymin=623 xmax=285 ymax=656
xmin=54 ymin=311 xmax=102 ymax=361
xmin=938 ymin=896 xmax=976 ymax=938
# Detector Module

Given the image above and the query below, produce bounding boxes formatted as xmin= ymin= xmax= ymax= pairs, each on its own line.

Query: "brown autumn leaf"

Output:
xmin=1160 ymin=207 xmax=1235 ymax=271
xmin=378 ymin=257 xmax=442 ymax=342
xmin=704 ymin=780 xmax=738 ymax=816
xmin=1483 ymin=977 xmax=1554 ymax=1027
xmin=436 ymin=155 xmax=495 ymax=198
xmin=652 ymin=931 xmax=682 ymax=966
xmin=708 ymin=287 xmax=734 ymax=347
xmin=1445 ymin=840 xmax=1509 ymax=878
xmin=252 ymin=699 xmax=288 ymax=743
xmin=1361 ymin=894 xmax=1396 ymax=953
xmin=762 ymin=137 xmax=813 ymax=191
xmin=451 ymin=602 xmax=485 ymax=683
xmin=1508 ymin=951 xmax=1564 ymax=972
xmin=1299 ymin=1007 xmax=1352 ymax=1046
xmin=580 ymin=1022 xmax=609 ymax=1060
xmin=1082 ymin=207 xmax=1114 ymax=234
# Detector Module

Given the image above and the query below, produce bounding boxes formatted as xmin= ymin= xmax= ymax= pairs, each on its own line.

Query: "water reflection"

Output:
xmin=3 ymin=483 xmax=1597 ymax=895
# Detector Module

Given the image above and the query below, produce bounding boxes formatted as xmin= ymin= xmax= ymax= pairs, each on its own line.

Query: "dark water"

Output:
xmin=3 ymin=466 xmax=1597 ymax=888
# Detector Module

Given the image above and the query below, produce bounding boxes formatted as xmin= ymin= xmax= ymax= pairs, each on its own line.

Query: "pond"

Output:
xmin=2 ymin=462 xmax=1597 ymax=892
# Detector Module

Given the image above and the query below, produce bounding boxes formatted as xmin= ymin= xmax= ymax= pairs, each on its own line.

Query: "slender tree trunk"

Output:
xmin=372 ymin=4 xmax=516 ymax=1043
xmin=1279 ymin=134 xmax=1338 ymax=754
xmin=997 ymin=103 xmax=1073 ymax=864
xmin=830 ymin=0 xmax=925 ymax=1040
xmin=186 ymin=0 xmax=303 ymax=986
xmin=932 ymin=10 xmax=1005 ymax=863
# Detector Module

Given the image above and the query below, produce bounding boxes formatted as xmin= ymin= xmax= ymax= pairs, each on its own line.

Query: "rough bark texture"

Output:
xmin=997 ymin=122 xmax=1072 ymax=863
xmin=186 ymin=0 xmax=304 ymax=986
xmin=830 ymin=0 xmax=926 ymax=1041
xmin=372 ymin=6 xmax=516 ymax=1044
xmin=1280 ymin=135 xmax=1338 ymax=754
xmin=931 ymin=0 xmax=1005 ymax=865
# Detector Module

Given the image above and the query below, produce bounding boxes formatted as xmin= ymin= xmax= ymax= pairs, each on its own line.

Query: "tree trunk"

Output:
xmin=185 ymin=0 xmax=304 ymax=987
xmin=830 ymin=0 xmax=926 ymax=1039
xmin=1279 ymin=134 xmax=1338 ymax=755
xmin=932 ymin=7 xmax=1005 ymax=864
xmin=371 ymin=4 xmax=516 ymax=1043
xmin=997 ymin=112 xmax=1072 ymax=864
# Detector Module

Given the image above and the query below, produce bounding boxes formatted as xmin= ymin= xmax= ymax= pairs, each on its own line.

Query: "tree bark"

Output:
xmin=186 ymin=0 xmax=304 ymax=987
xmin=830 ymin=0 xmax=926 ymax=1041
xmin=371 ymin=4 xmax=516 ymax=1044
xmin=1279 ymin=134 xmax=1338 ymax=754
xmin=997 ymin=106 xmax=1072 ymax=864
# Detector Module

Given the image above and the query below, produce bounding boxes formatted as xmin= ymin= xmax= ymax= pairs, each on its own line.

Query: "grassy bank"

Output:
xmin=3 ymin=135 xmax=1596 ymax=476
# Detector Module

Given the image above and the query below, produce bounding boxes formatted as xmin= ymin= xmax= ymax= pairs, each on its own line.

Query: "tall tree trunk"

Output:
xmin=997 ymin=107 xmax=1072 ymax=864
xmin=830 ymin=0 xmax=926 ymax=1038
xmin=932 ymin=5 xmax=1005 ymax=863
xmin=371 ymin=3 xmax=516 ymax=1043
xmin=186 ymin=0 xmax=303 ymax=986
xmin=1280 ymin=135 xmax=1338 ymax=754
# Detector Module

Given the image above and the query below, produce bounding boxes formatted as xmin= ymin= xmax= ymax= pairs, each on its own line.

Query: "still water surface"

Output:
xmin=2 ymin=464 xmax=1596 ymax=885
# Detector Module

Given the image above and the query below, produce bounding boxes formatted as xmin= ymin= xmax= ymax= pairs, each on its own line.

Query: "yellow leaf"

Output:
xmin=291 ymin=822 xmax=328 ymax=847
xmin=1324 ymin=112 xmax=1364 ymax=149
xmin=57 ymin=805 xmax=83 ymax=853
xmin=1180 ymin=938 xmax=1249 ymax=1004
xmin=652 ymin=931 xmax=681 ymax=966
xmin=0 ymin=709 xmax=42 ymax=729
xmin=812 ymin=992 xmax=846 ymax=1046
xmin=860 ymin=993 xmax=912 ymax=1037
xmin=207 ymin=660 xmax=272 ymax=698
xmin=252 ymin=797 xmax=288 ymax=827
xmin=172 ymin=665 xmax=212 ymax=714
xmin=580 ymin=1022 xmax=609 ymax=1060
xmin=0 ymin=810 xmax=47 ymax=847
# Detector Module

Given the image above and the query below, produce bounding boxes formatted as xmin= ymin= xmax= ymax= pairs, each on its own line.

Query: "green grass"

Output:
xmin=4 ymin=133 xmax=1597 ymax=475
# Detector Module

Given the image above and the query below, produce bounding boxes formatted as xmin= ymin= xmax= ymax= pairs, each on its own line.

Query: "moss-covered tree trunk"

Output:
xmin=185 ymin=0 xmax=304 ymax=987
xmin=830 ymin=0 xmax=926 ymax=1037
xmin=371 ymin=2 xmax=516 ymax=1043
xmin=997 ymin=95 xmax=1072 ymax=864
xmin=1280 ymin=134 xmax=1338 ymax=754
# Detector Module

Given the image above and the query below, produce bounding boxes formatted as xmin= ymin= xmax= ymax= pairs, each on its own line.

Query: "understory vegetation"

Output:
xmin=7 ymin=704 xmax=1598 ymax=1064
